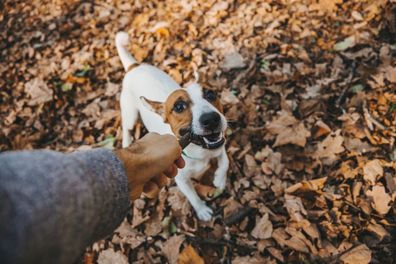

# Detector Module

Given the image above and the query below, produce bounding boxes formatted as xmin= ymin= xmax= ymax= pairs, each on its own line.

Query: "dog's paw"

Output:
xmin=195 ymin=204 xmax=213 ymax=221
xmin=213 ymin=175 xmax=226 ymax=190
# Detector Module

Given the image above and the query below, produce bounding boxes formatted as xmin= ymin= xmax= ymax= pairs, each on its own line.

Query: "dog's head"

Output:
xmin=141 ymin=83 xmax=227 ymax=149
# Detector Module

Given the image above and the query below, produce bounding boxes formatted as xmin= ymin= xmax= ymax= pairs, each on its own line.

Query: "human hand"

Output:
xmin=114 ymin=133 xmax=185 ymax=200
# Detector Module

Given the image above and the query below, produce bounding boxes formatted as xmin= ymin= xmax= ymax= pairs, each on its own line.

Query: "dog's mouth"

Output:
xmin=192 ymin=131 xmax=225 ymax=149
xmin=179 ymin=127 xmax=225 ymax=149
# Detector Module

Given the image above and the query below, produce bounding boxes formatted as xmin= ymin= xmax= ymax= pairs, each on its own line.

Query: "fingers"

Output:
xmin=143 ymin=181 xmax=160 ymax=199
xmin=163 ymin=164 xmax=177 ymax=178
xmin=130 ymin=185 xmax=144 ymax=201
xmin=175 ymin=156 xmax=185 ymax=169
xmin=153 ymin=173 xmax=169 ymax=187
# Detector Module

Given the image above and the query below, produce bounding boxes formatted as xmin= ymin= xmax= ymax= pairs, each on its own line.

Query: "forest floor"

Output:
xmin=1 ymin=0 xmax=396 ymax=263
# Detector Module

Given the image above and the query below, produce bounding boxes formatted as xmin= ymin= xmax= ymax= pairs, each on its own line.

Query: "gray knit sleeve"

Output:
xmin=0 ymin=148 xmax=130 ymax=264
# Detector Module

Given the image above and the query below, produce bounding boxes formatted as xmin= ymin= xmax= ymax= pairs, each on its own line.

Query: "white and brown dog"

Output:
xmin=115 ymin=32 xmax=229 ymax=221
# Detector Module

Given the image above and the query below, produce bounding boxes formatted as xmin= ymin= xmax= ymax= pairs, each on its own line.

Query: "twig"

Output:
xmin=335 ymin=61 xmax=356 ymax=110
xmin=363 ymin=101 xmax=387 ymax=131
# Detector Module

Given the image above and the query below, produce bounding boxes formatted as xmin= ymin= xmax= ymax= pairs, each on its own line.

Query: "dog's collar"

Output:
xmin=182 ymin=150 xmax=202 ymax=160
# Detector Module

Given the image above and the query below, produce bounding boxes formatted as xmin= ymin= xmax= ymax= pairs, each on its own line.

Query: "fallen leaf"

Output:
xmin=284 ymin=194 xmax=307 ymax=222
xmin=272 ymin=228 xmax=309 ymax=253
xmin=267 ymin=247 xmax=284 ymax=262
xmin=167 ymin=187 xmax=191 ymax=217
xmin=113 ymin=220 xmax=145 ymax=249
xmin=344 ymin=137 xmax=377 ymax=154
xmin=366 ymin=185 xmax=392 ymax=215
xmin=97 ymin=248 xmax=128 ymax=264
xmin=232 ymin=254 xmax=270 ymax=264
xmin=367 ymin=221 xmax=390 ymax=241
xmin=315 ymin=130 xmax=345 ymax=165
xmin=384 ymin=66 xmax=396 ymax=83
xmin=319 ymin=0 xmax=343 ymax=12
xmin=334 ymin=36 xmax=356 ymax=51
xmin=162 ymin=235 xmax=185 ymax=264
xmin=82 ymin=102 xmax=101 ymax=118
xmin=266 ymin=111 xmax=311 ymax=147
xmin=105 ymin=82 xmax=120 ymax=96
xmin=221 ymin=89 xmax=239 ymax=105
xmin=25 ymin=78 xmax=53 ymax=106
xmin=251 ymin=213 xmax=273 ymax=239
xmin=178 ymin=245 xmax=204 ymax=264
xmin=339 ymin=244 xmax=371 ymax=264
xmin=221 ymin=51 xmax=245 ymax=70
xmin=312 ymin=120 xmax=331 ymax=138
xmin=222 ymin=197 xmax=243 ymax=219
xmin=363 ymin=159 xmax=383 ymax=184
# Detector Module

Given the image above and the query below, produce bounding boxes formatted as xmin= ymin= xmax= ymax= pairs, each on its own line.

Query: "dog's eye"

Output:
xmin=204 ymin=89 xmax=217 ymax=102
xmin=173 ymin=101 xmax=187 ymax=113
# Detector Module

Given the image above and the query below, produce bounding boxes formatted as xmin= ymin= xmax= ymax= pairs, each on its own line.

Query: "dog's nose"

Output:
xmin=199 ymin=112 xmax=221 ymax=130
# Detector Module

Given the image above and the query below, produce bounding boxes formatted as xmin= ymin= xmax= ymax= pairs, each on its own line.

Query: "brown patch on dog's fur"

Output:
xmin=163 ymin=90 xmax=192 ymax=137
xmin=142 ymin=90 xmax=193 ymax=138
xmin=210 ymin=93 xmax=223 ymax=113
xmin=204 ymin=88 xmax=223 ymax=113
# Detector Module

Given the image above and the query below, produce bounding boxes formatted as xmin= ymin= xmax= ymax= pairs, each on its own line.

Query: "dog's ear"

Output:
xmin=140 ymin=96 xmax=165 ymax=118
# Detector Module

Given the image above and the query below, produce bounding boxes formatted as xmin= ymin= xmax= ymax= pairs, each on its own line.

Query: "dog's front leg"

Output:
xmin=213 ymin=147 xmax=229 ymax=190
xmin=175 ymin=172 xmax=213 ymax=221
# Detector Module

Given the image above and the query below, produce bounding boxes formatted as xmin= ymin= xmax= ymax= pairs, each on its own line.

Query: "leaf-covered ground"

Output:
xmin=1 ymin=0 xmax=396 ymax=263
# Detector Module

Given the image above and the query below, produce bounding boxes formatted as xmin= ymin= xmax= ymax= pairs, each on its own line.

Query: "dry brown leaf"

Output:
xmin=82 ymin=102 xmax=101 ymax=118
xmin=162 ymin=235 xmax=185 ymax=264
xmin=312 ymin=120 xmax=331 ymax=138
xmin=232 ymin=254 xmax=270 ymax=263
xmin=366 ymin=185 xmax=392 ymax=215
xmin=286 ymin=177 xmax=327 ymax=193
xmin=251 ymin=213 xmax=273 ymax=239
xmin=24 ymin=78 xmax=53 ymax=106
xmin=168 ymin=187 xmax=191 ymax=217
xmin=339 ymin=244 xmax=371 ymax=264
xmin=344 ymin=137 xmax=377 ymax=154
xmin=285 ymin=227 xmax=318 ymax=254
xmin=266 ymin=111 xmax=311 ymax=147
xmin=384 ymin=66 xmax=396 ymax=83
xmin=284 ymin=194 xmax=307 ymax=222
xmin=367 ymin=221 xmax=390 ymax=241
xmin=178 ymin=245 xmax=204 ymax=264
xmin=113 ymin=220 xmax=145 ymax=249
xmin=319 ymin=0 xmax=343 ymax=12
xmin=267 ymin=247 xmax=284 ymax=262
xmin=243 ymin=154 xmax=258 ymax=177
xmin=315 ymin=130 xmax=345 ymax=165
xmin=220 ymin=89 xmax=239 ymax=105
xmin=222 ymin=198 xmax=243 ymax=219
xmin=363 ymin=159 xmax=383 ymax=185
xmin=97 ymin=248 xmax=128 ymax=264
xmin=221 ymin=51 xmax=245 ymax=70
xmin=272 ymin=228 xmax=309 ymax=253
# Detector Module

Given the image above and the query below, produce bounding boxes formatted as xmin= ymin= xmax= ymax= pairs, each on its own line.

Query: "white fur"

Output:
xmin=116 ymin=32 xmax=229 ymax=221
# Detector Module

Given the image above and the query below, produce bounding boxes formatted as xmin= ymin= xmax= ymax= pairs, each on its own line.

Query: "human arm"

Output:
xmin=0 ymin=133 xmax=183 ymax=264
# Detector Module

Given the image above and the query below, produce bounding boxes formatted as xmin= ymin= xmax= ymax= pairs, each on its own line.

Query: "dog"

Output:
xmin=115 ymin=32 xmax=229 ymax=221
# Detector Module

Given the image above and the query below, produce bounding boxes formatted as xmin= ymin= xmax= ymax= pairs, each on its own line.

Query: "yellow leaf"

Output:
xmin=156 ymin=27 xmax=170 ymax=38
xmin=178 ymin=245 xmax=205 ymax=264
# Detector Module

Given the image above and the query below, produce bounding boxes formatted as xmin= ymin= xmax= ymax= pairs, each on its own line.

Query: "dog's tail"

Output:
xmin=115 ymin=32 xmax=137 ymax=71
